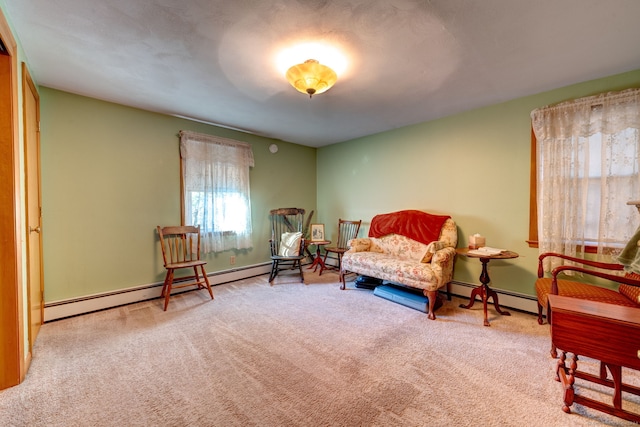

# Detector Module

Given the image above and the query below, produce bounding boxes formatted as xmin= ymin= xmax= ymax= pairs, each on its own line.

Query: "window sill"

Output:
xmin=527 ymin=240 xmax=622 ymax=255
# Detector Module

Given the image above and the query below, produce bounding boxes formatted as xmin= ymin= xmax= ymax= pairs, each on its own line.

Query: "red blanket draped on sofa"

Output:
xmin=368 ymin=210 xmax=450 ymax=245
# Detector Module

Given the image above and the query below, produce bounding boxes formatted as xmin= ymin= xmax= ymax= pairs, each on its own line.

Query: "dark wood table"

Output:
xmin=307 ymin=240 xmax=330 ymax=273
xmin=548 ymin=294 xmax=640 ymax=423
xmin=456 ymin=248 xmax=519 ymax=326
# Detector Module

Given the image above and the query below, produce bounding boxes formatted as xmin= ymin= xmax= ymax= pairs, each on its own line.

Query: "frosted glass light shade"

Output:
xmin=285 ymin=59 xmax=337 ymax=97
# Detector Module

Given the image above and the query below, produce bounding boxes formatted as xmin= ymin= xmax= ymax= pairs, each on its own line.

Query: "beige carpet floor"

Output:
xmin=1 ymin=271 xmax=639 ymax=426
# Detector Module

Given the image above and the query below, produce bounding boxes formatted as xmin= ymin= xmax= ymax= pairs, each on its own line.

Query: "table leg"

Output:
xmin=307 ymin=245 xmax=326 ymax=272
xmin=459 ymin=284 xmax=491 ymax=326
xmin=459 ymin=257 xmax=511 ymax=326
xmin=557 ymin=352 xmax=577 ymax=414
xmin=459 ymin=285 xmax=483 ymax=310
xmin=609 ymin=363 xmax=623 ymax=410
xmin=484 ymin=285 xmax=511 ymax=316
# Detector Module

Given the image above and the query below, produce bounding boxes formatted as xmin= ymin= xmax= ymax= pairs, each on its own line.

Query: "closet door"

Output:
xmin=23 ymin=62 xmax=43 ymax=352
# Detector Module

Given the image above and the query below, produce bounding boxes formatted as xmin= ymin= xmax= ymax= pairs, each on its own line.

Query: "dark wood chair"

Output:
xmin=269 ymin=208 xmax=306 ymax=284
xmin=321 ymin=219 xmax=361 ymax=275
xmin=302 ymin=209 xmax=315 ymax=261
xmin=157 ymin=225 xmax=214 ymax=311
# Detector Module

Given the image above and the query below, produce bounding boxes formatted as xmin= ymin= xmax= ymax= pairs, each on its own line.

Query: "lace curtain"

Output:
xmin=531 ymin=88 xmax=640 ymax=270
xmin=179 ymin=130 xmax=254 ymax=253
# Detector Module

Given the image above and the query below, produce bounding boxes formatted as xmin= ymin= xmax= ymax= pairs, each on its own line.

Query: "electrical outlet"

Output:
xmin=230 ymin=255 xmax=236 ymax=265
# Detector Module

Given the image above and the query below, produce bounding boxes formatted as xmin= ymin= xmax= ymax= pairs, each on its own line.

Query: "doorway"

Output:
xmin=0 ymin=7 xmax=26 ymax=390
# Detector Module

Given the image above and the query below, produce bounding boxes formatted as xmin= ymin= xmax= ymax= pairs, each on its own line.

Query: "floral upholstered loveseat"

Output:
xmin=340 ymin=210 xmax=458 ymax=320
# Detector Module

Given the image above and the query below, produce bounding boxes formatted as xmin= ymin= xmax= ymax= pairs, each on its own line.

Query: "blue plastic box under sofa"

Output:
xmin=373 ymin=284 xmax=442 ymax=313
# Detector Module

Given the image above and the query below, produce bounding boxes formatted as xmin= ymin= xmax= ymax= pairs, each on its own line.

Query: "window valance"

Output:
xmin=179 ymin=130 xmax=255 ymax=168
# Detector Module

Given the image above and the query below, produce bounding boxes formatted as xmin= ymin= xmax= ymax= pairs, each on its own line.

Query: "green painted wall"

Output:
xmin=40 ymin=88 xmax=316 ymax=302
xmin=37 ymin=69 xmax=640 ymax=302
xmin=317 ymin=69 xmax=640 ymax=297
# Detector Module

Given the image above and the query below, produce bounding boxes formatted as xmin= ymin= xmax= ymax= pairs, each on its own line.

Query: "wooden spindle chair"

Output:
xmin=321 ymin=219 xmax=361 ymax=275
xmin=157 ymin=225 xmax=214 ymax=310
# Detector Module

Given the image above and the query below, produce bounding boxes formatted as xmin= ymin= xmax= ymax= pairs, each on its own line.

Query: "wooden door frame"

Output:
xmin=0 ymin=7 xmax=27 ymax=389
xmin=23 ymin=61 xmax=43 ymax=352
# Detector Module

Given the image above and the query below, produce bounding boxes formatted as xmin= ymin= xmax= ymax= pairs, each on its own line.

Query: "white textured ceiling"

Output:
xmin=5 ymin=0 xmax=640 ymax=147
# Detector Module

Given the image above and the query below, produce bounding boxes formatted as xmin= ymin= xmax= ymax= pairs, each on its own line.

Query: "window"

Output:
xmin=530 ymin=88 xmax=640 ymax=268
xmin=179 ymin=130 xmax=254 ymax=253
xmin=188 ymin=191 xmax=249 ymax=233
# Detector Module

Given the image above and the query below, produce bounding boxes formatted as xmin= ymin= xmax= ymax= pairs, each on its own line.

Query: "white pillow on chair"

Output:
xmin=279 ymin=232 xmax=302 ymax=256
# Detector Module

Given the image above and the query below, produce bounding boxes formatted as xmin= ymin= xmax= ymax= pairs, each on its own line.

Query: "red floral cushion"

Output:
xmin=617 ymin=273 xmax=640 ymax=304
xmin=619 ymin=285 xmax=640 ymax=304
xmin=535 ymin=278 xmax=639 ymax=308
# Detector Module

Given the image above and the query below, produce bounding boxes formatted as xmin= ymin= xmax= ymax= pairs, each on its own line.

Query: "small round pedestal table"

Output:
xmin=307 ymin=240 xmax=331 ymax=273
xmin=456 ymin=248 xmax=519 ymax=326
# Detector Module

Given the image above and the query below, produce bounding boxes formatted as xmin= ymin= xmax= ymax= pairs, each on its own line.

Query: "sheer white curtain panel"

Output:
xmin=531 ymin=88 xmax=640 ymax=271
xmin=179 ymin=130 xmax=254 ymax=253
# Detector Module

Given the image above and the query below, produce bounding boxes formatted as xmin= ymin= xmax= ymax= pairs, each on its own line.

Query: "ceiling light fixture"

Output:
xmin=285 ymin=59 xmax=337 ymax=98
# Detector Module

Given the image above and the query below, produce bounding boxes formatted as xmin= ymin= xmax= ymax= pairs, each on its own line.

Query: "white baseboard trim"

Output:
xmin=44 ymin=263 xmax=272 ymax=322
xmin=448 ymin=281 xmax=539 ymax=315
xmin=44 ymin=266 xmax=539 ymax=322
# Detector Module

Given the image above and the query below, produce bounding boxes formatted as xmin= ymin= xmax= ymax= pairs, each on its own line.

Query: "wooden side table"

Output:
xmin=456 ymin=248 xmax=519 ymax=326
xmin=307 ymin=240 xmax=330 ymax=273
xmin=549 ymin=294 xmax=640 ymax=423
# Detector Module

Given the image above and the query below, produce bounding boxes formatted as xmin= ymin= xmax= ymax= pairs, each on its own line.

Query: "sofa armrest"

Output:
xmin=429 ymin=246 xmax=457 ymax=286
xmin=431 ymin=246 xmax=456 ymax=266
